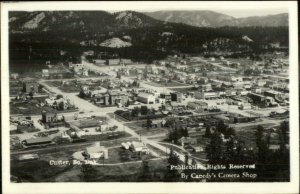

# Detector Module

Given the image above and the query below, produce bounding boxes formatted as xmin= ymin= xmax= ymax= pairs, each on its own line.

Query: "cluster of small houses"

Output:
xmin=39 ymin=96 xmax=74 ymax=110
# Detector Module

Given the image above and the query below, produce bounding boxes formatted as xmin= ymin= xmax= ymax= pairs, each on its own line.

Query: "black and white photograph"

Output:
xmin=1 ymin=1 xmax=299 ymax=194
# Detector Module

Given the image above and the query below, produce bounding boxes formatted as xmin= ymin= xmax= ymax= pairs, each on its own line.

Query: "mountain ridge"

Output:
xmin=8 ymin=10 xmax=289 ymax=71
xmin=144 ymin=11 xmax=288 ymax=27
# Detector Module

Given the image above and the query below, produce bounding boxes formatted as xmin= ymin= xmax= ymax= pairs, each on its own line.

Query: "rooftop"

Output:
xmin=138 ymin=92 xmax=154 ymax=98
xmin=25 ymin=137 xmax=52 ymax=144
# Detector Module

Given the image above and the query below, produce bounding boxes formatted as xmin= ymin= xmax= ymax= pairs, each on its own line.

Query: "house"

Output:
xmin=11 ymin=73 xmax=19 ymax=79
xmin=42 ymin=111 xmax=58 ymax=123
xmin=269 ymin=42 xmax=280 ymax=48
xmin=199 ymin=83 xmax=212 ymax=92
xmin=98 ymin=124 xmax=109 ymax=132
xmin=106 ymin=59 xmax=121 ymax=66
xmin=238 ymin=90 xmax=249 ymax=96
xmin=264 ymin=90 xmax=284 ymax=102
xmin=85 ymin=142 xmax=108 ymax=159
xmin=94 ymin=59 xmax=106 ymax=65
xmin=42 ymin=69 xmax=50 ymax=78
xmin=214 ymin=114 xmax=233 ymax=124
xmin=248 ymin=93 xmax=265 ymax=103
xmin=191 ymin=146 xmax=204 ymax=153
xmin=144 ymin=65 xmax=159 ymax=74
xmin=170 ymin=92 xmax=183 ymax=102
xmin=251 ymin=87 xmax=262 ymax=94
xmin=160 ymin=93 xmax=172 ymax=102
xmin=91 ymin=90 xmax=129 ymax=106
xmin=74 ymin=66 xmax=89 ymax=76
xmin=109 ymin=91 xmax=129 ymax=106
xmin=265 ymin=97 xmax=278 ymax=107
xmin=187 ymin=101 xmax=208 ymax=111
xmin=129 ymin=141 xmax=149 ymax=153
xmin=268 ymin=144 xmax=280 ymax=151
xmin=199 ymin=77 xmax=209 ymax=84
xmin=195 ymin=91 xmax=218 ymax=99
xmin=178 ymin=137 xmax=197 ymax=146
xmin=256 ymin=80 xmax=267 ymax=87
xmin=44 ymin=97 xmax=70 ymax=110
xmin=121 ymin=142 xmax=130 ymax=150
xmin=22 ymin=80 xmax=39 ymax=93
xmin=137 ymin=93 xmax=155 ymax=104
xmin=120 ymin=59 xmax=132 ymax=65
xmin=69 ymin=63 xmax=85 ymax=69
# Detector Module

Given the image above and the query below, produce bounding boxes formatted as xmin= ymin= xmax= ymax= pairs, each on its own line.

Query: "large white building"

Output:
xmin=137 ymin=93 xmax=155 ymax=104
xmin=85 ymin=142 xmax=108 ymax=159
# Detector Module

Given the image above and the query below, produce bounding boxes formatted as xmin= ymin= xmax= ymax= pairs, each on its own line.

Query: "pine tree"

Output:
xmin=206 ymin=131 xmax=225 ymax=163
xmin=205 ymin=125 xmax=211 ymax=137
xmin=166 ymin=148 xmax=180 ymax=181
xmin=146 ymin=117 xmax=152 ymax=129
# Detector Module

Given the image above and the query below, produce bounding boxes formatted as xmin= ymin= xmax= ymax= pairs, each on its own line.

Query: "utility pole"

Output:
xmin=102 ymin=155 xmax=104 ymax=166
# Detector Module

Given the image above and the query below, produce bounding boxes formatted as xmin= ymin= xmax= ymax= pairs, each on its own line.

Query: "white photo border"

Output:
xmin=1 ymin=1 xmax=299 ymax=194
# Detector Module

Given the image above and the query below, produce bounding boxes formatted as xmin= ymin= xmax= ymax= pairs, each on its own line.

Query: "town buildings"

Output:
xmin=137 ymin=93 xmax=155 ymax=104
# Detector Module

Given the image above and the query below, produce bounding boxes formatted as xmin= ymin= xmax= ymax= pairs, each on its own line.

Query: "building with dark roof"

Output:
xmin=23 ymin=137 xmax=52 ymax=146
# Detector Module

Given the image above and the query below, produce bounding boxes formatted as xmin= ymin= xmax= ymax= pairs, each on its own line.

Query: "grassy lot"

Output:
xmin=9 ymin=81 xmax=23 ymax=96
xmin=54 ymin=158 xmax=169 ymax=182
xmin=125 ymin=121 xmax=170 ymax=137
xmin=11 ymin=160 xmax=73 ymax=182
xmin=10 ymin=101 xmax=78 ymax=115
xmin=10 ymin=101 xmax=55 ymax=115
xmin=46 ymin=81 xmax=81 ymax=93
xmin=10 ymin=81 xmax=48 ymax=96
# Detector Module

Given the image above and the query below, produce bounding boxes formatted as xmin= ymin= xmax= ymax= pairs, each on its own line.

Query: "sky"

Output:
xmin=214 ymin=9 xmax=287 ymax=18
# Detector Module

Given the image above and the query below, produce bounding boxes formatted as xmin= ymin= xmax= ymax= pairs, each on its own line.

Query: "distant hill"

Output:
xmin=8 ymin=11 xmax=289 ymax=72
xmin=144 ymin=11 xmax=288 ymax=27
